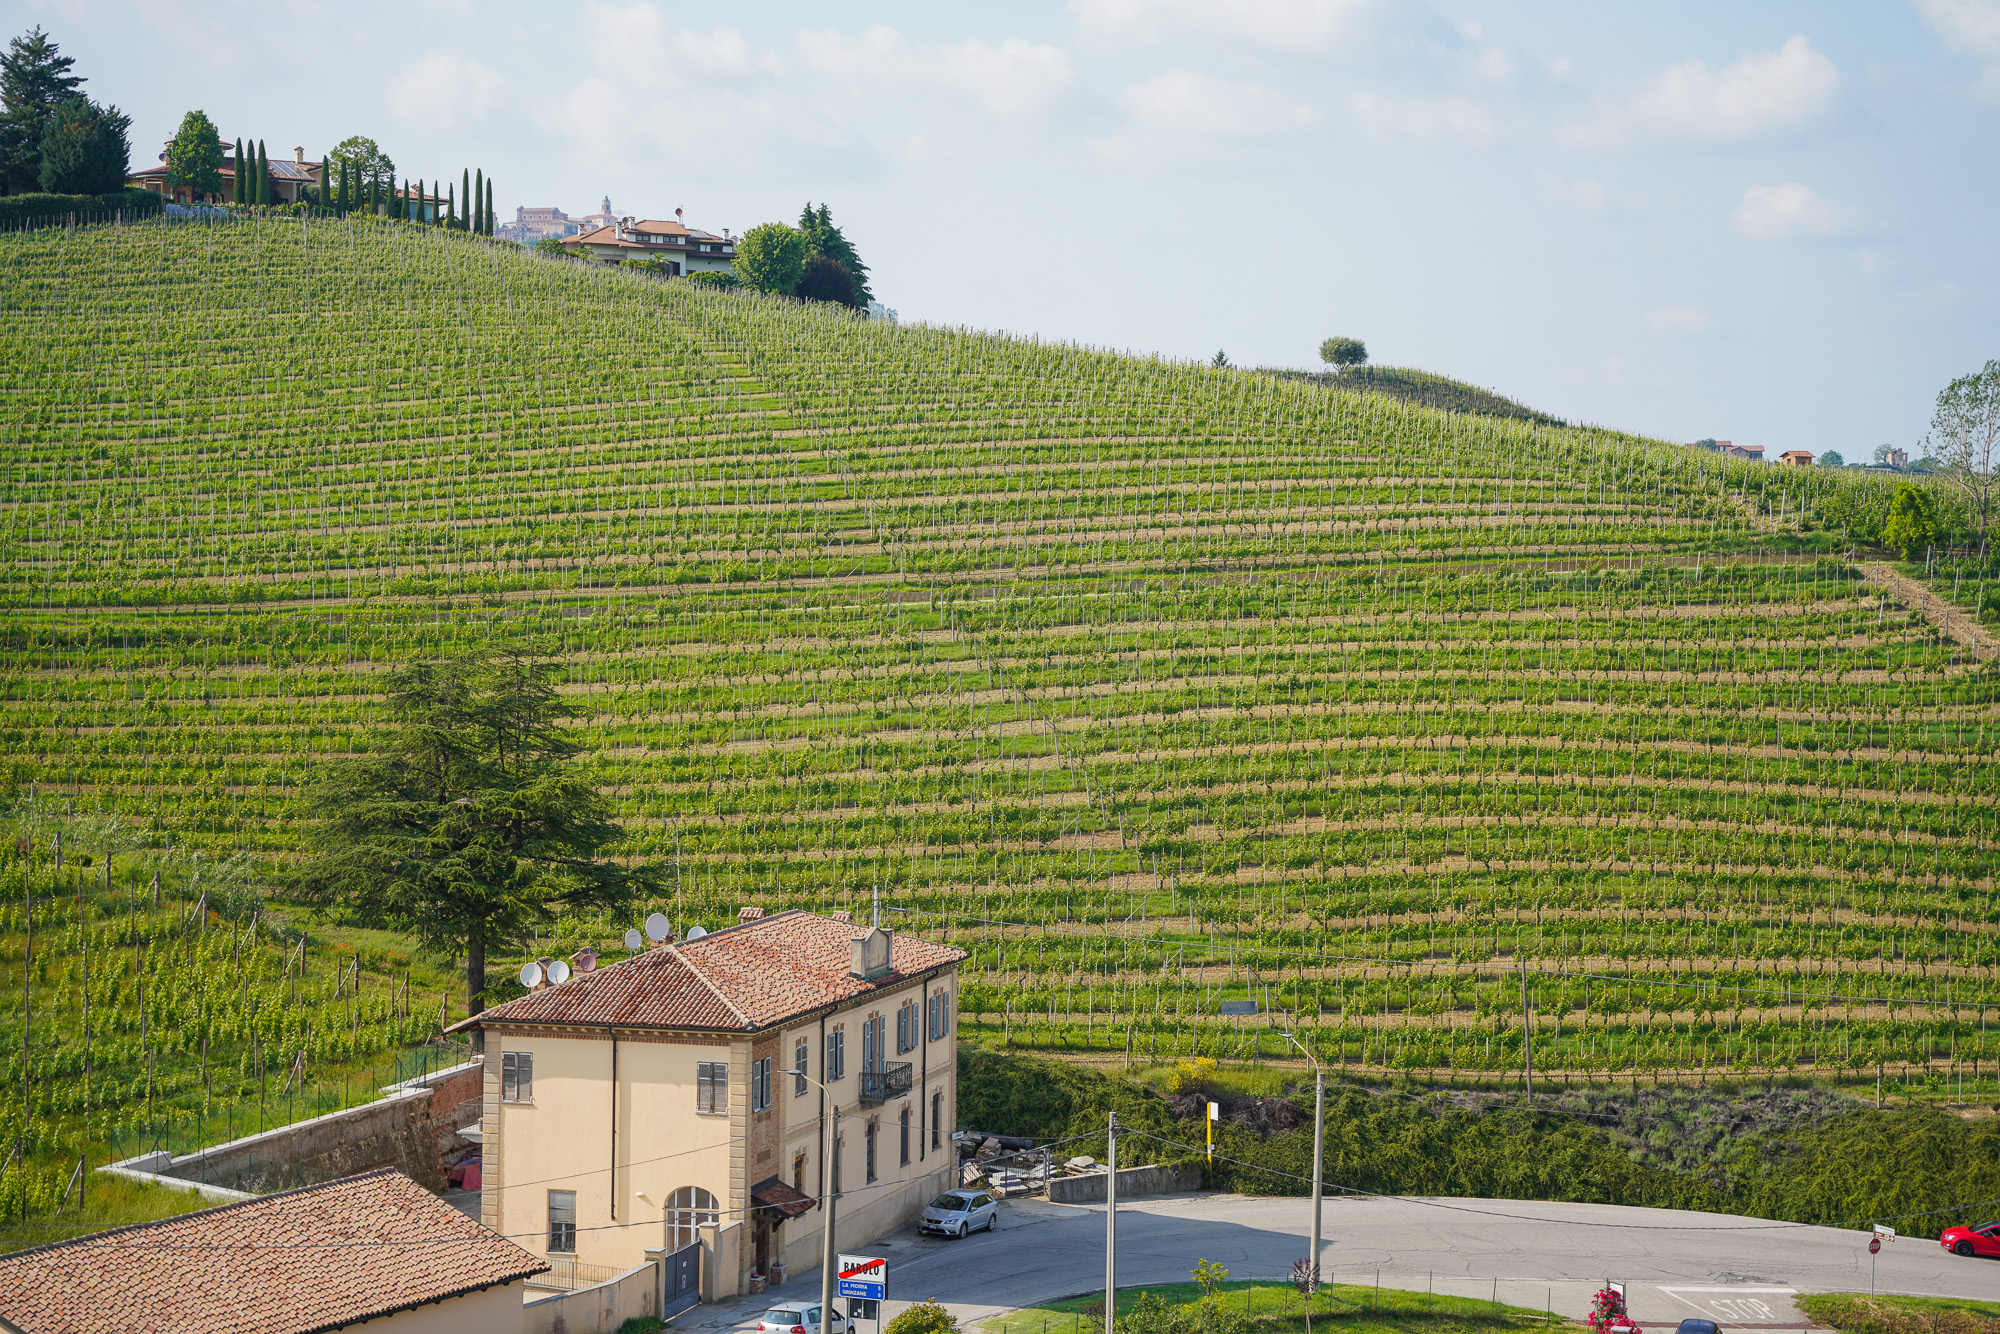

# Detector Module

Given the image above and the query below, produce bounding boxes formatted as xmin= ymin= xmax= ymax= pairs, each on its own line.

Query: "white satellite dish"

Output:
xmin=685 ymin=925 xmax=708 ymax=941
xmin=644 ymin=912 xmax=671 ymax=943
xmin=547 ymin=959 xmax=572 ymax=985
xmin=518 ymin=961 xmax=543 ymax=988
xmin=623 ymin=928 xmax=643 ymax=951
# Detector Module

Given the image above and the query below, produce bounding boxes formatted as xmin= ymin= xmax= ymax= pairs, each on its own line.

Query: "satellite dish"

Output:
xmin=685 ymin=925 xmax=708 ymax=941
xmin=518 ymin=961 xmax=543 ymax=988
xmin=547 ymin=959 xmax=572 ymax=985
xmin=644 ymin=912 xmax=671 ymax=943
xmin=623 ymin=928 xmax=643 ymax=951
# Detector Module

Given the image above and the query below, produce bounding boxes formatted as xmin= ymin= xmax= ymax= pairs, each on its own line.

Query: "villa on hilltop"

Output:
xmin=562 ymin=203 xmax=738 ymax=276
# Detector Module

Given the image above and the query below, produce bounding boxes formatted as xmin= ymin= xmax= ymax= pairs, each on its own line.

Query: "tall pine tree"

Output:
xmin=797 ymin=202 xmax=874 ymax=302
xmin=256 ymin=138 xmax=268 ymax=206
xmin=460 ymin=168 xmax=469 ymax=230
xmin=445 ymin=181 xmax=454 ymax=229
xmin=473 ymin=168 xmax=482 ymax=235
xmin=231 ymin=136 xmax=243 ymax=204
xmin=0 ymin=27 xmax=84 ymax=194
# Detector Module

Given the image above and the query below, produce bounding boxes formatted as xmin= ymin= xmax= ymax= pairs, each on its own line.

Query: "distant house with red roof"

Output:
xmin=0 ymin=1168 xmax=544 ymax=1334
xmin=447 ymin=910 xmax=964 ymax=1302
xmin=562 ymin=208 xmax=737 ymax=276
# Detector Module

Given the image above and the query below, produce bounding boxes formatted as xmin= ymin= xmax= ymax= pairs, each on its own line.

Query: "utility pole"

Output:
xmin=1520 ymin=959 xmax=1534 ymax=1101
xmin=1284 ymin=1030 xmax=1324 ymax=1289
xmin=783 ymin=1067 xmax=840 ymax=1332
xmin=1105 ymin=1110 xmax=1119 ymax=1334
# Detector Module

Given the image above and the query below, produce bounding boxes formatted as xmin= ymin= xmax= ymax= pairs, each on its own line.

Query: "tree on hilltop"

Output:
xmin=166 ymin=109 xmax=225 ymax=202
xmin=0 ymin=26 xmax=84 ymax=194
xmin=798 ymin=201 xmax=873 ymax=301
xmin=293 ymin=648 xmax=662 ymax=1022
xmin=797 ymin=253 xmax=861 ymax=307
xmin=1882 ymin=484 xmax=1937 ymax=561
xmin=36 ymin=96 xmax=129 ymax=195
xmin=1817 ymin=450 xmax=1844 ymax=467
xmin=329 ymin=134 xmax=394 ymax=206
xmin=736 ymin=221 xmax=808 ymax=295
xmin=1929 ymin=359 xmax=2000 ymax=542
xmin=1319 ymin=336 xmax=1367 ymax=371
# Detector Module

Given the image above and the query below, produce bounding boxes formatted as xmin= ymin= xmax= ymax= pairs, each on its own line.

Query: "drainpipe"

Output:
xmin=606 ymin=1027 xmax=619 ymax=1221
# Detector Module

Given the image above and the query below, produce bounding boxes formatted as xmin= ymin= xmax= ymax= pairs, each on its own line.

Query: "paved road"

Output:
xmin=707 ymin=1192 xmax=2000 ymax=1332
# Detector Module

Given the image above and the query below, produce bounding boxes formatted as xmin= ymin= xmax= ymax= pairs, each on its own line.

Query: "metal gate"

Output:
xmin=662 ymin=1241 xmax=702 ymax=1320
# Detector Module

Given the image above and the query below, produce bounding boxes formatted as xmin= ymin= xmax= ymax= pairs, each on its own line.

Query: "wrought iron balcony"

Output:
xmin=859 ymin=1061 xmax=913 ymax=1106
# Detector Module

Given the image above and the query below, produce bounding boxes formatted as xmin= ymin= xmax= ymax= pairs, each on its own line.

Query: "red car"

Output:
xmin=1940 ymin=1221 xmax=2000 ymax=1257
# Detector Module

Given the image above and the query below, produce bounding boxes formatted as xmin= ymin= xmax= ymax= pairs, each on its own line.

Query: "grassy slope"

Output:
xmin=1250 ymin=365 xmax=1569 ymax=426
xmin=982 ymin=1279 xmax=1558 ymax=1334
xmin=1796 ymin=1294 xmax=2000 ymax=1334
xmin=1 ymin=216 xmax=1996 ymax=1157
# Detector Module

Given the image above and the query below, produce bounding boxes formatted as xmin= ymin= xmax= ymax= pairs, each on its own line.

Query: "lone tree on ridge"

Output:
xmin=1319 ymin=336 xmax=1367 ymax=371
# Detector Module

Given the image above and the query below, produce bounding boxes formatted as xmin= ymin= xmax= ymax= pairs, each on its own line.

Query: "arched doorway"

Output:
xmin=664 ymin=1185 xmax=719 ymax=1251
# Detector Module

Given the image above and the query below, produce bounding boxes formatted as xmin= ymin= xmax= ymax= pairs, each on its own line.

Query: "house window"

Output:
xmin=665 ymin=1186 xmax=719 ymax=1250
xmin=929 ymin=991 xmax=952 ymax=1041
xmin=794 ymin=1041 xmax=810 ymax=1096
xmin=865 ymin=1122 xmax=878 ymax=1183
xmin=502 ymin=1052 xmax=533 ymax=1103
xmin=897 ymin=1001 xmax=918 ymax=1054
xmin=862 ymin=1016 xmax=882 ymax=1073
xmin=827 ymin=1029 xmax=846 ymax=1081
xmin=752 ymin=1057 xmax=772 ymax=1112
xmin=696 ymin=1061 xmax=728 ymax=1115
xmin=548 ymin=1191 xmax=577 ymax=1253
xmin=932 ymin=1091 xmax=943 ymax=1149
xmin=900 ymin=1108 xmax=911 ymax=1166
xmin=794 ymin=1152 xmax=807 ymax=1192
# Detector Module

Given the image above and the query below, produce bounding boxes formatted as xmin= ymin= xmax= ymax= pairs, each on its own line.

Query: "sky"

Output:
xmin=21 ymin=0 xmax=2000 ymax=454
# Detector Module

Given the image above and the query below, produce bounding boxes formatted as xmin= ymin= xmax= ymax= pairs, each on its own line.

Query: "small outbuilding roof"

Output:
xmin=0 ymin=1168 xmax=545 ymax=1334
xmin=452 ymin=910 xmax=966 ymax=1036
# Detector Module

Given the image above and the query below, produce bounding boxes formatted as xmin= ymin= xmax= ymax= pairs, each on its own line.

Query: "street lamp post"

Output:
xmin=780 ymin=1068 xmax=840 ymax=1330
xmin=1283 ymin=1030 xmax=1324 ymax=1290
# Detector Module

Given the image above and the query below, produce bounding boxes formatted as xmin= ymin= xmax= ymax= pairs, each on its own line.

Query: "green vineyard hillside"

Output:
xmin=3 ymin=213 xmax=1998 ymax=1156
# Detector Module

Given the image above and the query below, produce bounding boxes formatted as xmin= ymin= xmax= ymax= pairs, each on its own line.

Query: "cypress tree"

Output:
xmin=461 ymin=169 xmax=470 ymax=230
xmin=369 ymin=171 xmax=379 ymax=215
xmin=486 ymin=176 xmax=495 ymax=236
xmin=445 ymin=182 xmax=454 ymax=229
xmin=256 ymin=139 xmax=268 ymax=207
xmin=474 ymin=169 xmax=483 ymax=235
xmin=232 ymin=137 xmax=243 ymax=204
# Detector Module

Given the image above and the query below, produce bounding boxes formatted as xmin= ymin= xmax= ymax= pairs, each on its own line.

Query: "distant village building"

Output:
xmin=500 ymin=204 xmax=580 ymax=245
xmin=127 ymin=140 xmax=322 ymax=205
xmin=1887 ymin=447 xmax=1909 ymax=468
xmin=573 ymin=194 xmax=620 ymax=232
xmin=564 ymin=210 xmax=738 ymax=276
xmin=0 ymin=1169 xmax=544 ymax=1334
xmin=1723 ymin=444 xmax=1764 ymax=461
xmin=1777 ymin=450 xmax=1815 ymax=467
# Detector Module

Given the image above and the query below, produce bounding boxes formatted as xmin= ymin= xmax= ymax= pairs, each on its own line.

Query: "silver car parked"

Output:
xmin=758 ymin=1305 xmax=850 ymax=1334
xmin=920 ymin=1189 xmax=998 ymax=1237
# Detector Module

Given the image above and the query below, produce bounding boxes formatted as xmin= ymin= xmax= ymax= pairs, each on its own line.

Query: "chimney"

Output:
xmin=294 ymin=146 xmax=304 ymax=164
xmin=573 ymin=947 xmax=599 ymax=974
xmin=828 ymin=910 xmax=851 ymax=923
xmin=738 ymin=906 xmax=766 ymax=924
xmin=535 ymin=956 xmax=555 ymax=990
xmin=848 ymin=927 xmax=893 ymax=980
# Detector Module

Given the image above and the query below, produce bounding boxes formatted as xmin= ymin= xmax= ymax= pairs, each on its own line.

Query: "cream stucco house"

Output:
xmin=450 ymin=911 xmax=966 ymax=1301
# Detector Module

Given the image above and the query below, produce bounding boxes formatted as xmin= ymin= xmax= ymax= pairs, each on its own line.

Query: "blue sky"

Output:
xmin=28 ymin=0 xmax=2000 ymax=453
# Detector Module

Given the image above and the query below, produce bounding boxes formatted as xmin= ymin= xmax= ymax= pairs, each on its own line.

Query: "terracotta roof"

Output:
xmin=0 ymin=1169 xmax=545 ymax=1334
xmin=454 ymin=911 xmax=965 ymax=1036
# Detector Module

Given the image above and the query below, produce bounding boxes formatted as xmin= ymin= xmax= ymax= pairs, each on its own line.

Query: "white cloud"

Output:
xmin=1122 ymin=71 xmax=1309 ymax=135
xmin=1730 ymin=182 xmax=1864 ymax=240
xmin=1645 ymin=306 xmax=1714 ymax=334
xmin=1350 ymin=91 xmax=1503 ymax=149
xmin=389 ymin=53 xmax=502 ymax=129
xmin=1912 ymin=0 xmax=2000 ymax=100
xmin=583 ymin=7 xmax=774 ymax=89
xmin=1568 ymin=35 xmax=1840 ymax=146
xmin=799 ymin=28 xmax=1073 ymax=115
xmin=1071 ymin=0 xmax=1376 ymax=50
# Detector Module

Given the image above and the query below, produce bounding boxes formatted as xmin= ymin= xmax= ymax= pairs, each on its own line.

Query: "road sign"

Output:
xmin=837 ymin=1254 xmax=887 ymax=1302
xmin=1873 ymin=1224 xmax=1896 ymax=1240
xmin=1868 ymin=1236 xmax=1882 ymax=1255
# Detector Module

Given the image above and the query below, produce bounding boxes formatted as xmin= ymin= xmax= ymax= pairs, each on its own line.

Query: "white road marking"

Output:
xmin=1660 ymin=1287 xmax=1798 ymax=1324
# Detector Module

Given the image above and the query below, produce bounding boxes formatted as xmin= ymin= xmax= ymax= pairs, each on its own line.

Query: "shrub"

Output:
xmin=0 ymin=187 xmax=158 ymax=225
xmin=885 ymin=1300 xmax=958 ymax=1334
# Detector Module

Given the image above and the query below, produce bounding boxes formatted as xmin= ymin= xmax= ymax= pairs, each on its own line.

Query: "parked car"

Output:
xmin=758 ymin=1305 xmax=849 ymax=1334
xmin=920 ymin=1189 xmax=998 ymax=1237
xmin=1674 ymin=1321 xmax=1720 ymax=1334
xmin=1941 ymin=1221 xmax=2000 ymax=1257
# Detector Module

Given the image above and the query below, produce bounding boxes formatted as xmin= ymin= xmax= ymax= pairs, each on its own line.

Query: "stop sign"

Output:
xmin=1869 ymin=1236 xmax=1882 ymax=1254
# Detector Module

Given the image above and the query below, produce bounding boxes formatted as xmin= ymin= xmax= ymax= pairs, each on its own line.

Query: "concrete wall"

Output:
xmin=104 ymin=1060 xmax=485 ymax=1198
xmin=1047 ymin=1162 xmax=1204 ymax=1204
xmin=524 ymin=1263 xmax=657 ymax=1334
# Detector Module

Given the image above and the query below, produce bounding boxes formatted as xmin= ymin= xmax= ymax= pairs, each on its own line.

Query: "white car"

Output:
xmin=759 ymin=1305 xmax=850 ymax=1334
xmin=920 ymin=1190 xmax=998 ymax=1238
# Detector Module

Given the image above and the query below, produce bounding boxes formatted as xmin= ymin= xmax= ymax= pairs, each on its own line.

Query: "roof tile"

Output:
xmin=0 ymin=1169 xmax=545 ymax=1334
